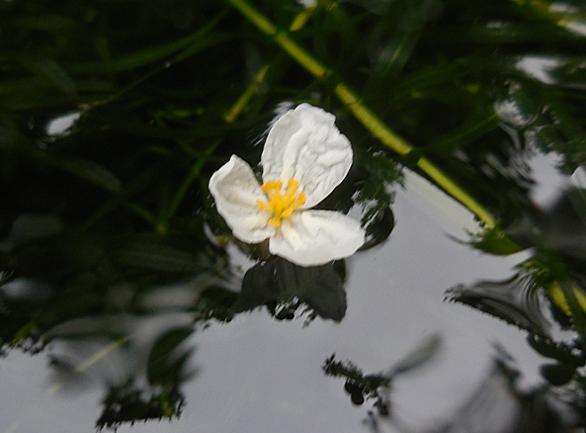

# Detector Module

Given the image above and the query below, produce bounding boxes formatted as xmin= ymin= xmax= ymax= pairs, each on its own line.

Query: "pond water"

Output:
xmin=2 ymin=0 xmax=586 ymax=432
xmin=1 ymin=153 xmax=582 ymax=433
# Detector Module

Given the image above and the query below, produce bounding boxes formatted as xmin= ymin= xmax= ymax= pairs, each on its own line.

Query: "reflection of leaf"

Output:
xmin=500 ymin=188 xmax=586 ymax=268
xmin=388 ymin=334 xmax=441 ymax=376
xmin=529 ymin=188 xmax=586 ymax=264
xmin=427 ymin=360 xmax=572 ymax=433
xmin=540 ymin=362 xmax=576 ymax=386
xmin=238 ymin=258 xmax=347 ymax=322
xmin=193 ymin=286 xmax=239 ymax=322
xmin=491 ymin=188 xmax=586 ymax=325
xmin=494 ymin=79 xmax=586 ymax=172
xmin=446 ymin=272 xmax=555 ymax=338
xmin=323 ymin=354 xmax=391 ymax=414
xmin=96 ymin=381 xmax=184 ymax=430
xmin=147 ymin=327 xmax=194 ymax=386
xmin=360 ymin=201 xmax=395 ymax=250
xmin=323 ymin=336 xmax=440 ymax=418
xmin=353 ymin=149 xmax=400 ymax=250
xmin=527 ymin=334 xmax=579 ymax=364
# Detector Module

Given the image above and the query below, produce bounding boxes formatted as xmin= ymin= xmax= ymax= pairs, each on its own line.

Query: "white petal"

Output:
xmin=269 ymin=210 xmax=365 ymax=266
xmin=261 ymin=103 xmax=353 ymax=208
xmin=209 ymin=155 xmax=274 ymax=243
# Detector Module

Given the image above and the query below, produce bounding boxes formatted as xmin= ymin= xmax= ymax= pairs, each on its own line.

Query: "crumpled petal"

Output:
xmin=209 ymin=155 xmax=274 ymax=243
xmin=261 ymin=103 xmax=353 ymax=209
xmin=269 ymin=210 xmax=365 ymax=266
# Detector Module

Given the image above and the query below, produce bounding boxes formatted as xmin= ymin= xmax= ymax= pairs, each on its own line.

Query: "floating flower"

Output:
xmin=209 ymin=103 xmax=365 ymax=266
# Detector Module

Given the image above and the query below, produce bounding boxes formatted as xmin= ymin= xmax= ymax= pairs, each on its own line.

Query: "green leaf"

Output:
xmin=25 ymin=59 xmax=76 ymax=95
xmin=0 ymin=127 xmax=122 ymax=192
xmin=147 ymin=327 xmax=194 ymax=386
xmin=68 ymin=17 xmax=226 ymax=74
xmin=471 ymin=227 xmax=526 ymax=255
xmin=51 ymin=155 xmax=122 ymax=193
xmin=113 ymin=237 xmax=204 ymax=274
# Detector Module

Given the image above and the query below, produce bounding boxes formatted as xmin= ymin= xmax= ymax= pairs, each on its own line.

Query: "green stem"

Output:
xmin=49 ymin=335 xmax=129 ymax=393
xmin=223 ymin=7 xmax=316 ymax=123
xmin=158 ymin=141 xmax=218 ymax=234
xmin=227 ymin=0 xmax=586 ymax=322
xmin=559 ymin=281 xmax=586 ymax=351
xmin=224 ymin=64 xmax=270 ymax=123
xmin=227 ymin=0 xmax=496 ymax=229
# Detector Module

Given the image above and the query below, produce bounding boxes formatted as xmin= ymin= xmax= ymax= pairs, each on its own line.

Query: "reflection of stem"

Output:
xmin=49 ymin=335 xmax=129 ymax=394
xmin=227 ymin=0 xmax=496 ymax=229
xmin=74 ymin=335 xmax=129 ymax=373
xmin=226 ymin=0 xmax=586 ymax=321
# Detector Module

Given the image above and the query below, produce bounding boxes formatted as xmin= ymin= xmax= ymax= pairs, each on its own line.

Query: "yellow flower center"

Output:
xmin=256 ymin=178 xmax=307 ymax=227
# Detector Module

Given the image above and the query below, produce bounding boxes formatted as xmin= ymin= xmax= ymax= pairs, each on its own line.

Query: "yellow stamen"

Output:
xmin=261 ymin=180 xmax=283 ymax=194
xmin=257 ymin=178 xmax=306 ymax=227
xmin=256 ymin=199 xmax=269 ymax=211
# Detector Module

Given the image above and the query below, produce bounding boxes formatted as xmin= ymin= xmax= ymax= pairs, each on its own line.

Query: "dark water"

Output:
xmin=1 ymin=157 xmax=582 ymax=432
xmin=1 ymin=0 xmax=586 ymax=432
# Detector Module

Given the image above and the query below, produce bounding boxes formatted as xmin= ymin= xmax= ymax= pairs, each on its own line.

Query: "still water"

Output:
xmin=2 ymin=0 xmax=586 ymax=431
xmin=1 ymin=153 xmax=578 ymax=433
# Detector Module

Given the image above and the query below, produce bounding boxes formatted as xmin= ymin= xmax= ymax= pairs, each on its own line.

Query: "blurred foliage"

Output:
xmin=455 ymin=187 xmax=586 ymax=338
xmin=449 ymin=186 xmax=586 ymax=431
xmin=1 ymin=0 xmax=585 ymax=430
xmin=94 ymin=327 xmax=194 ymax=429
xmin=356 ymin=356 xmax=577 ymax=433
xmin=426 ymin=359 xmax=574 ymax=433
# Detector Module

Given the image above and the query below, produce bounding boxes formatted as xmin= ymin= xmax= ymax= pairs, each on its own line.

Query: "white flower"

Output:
xmin=209 ymin=103 xmax=365 ymax=267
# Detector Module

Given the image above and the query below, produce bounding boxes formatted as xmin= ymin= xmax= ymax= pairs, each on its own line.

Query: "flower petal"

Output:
xmin=261 ymin=103 xmax=353 ymax=208
xmin=208 ymin=155 xmax=274 ymax=243
xmin=269 ymin=210 xmax=365 ymax=266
